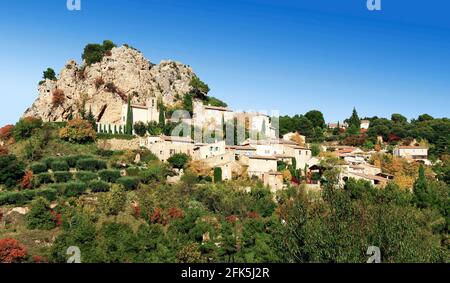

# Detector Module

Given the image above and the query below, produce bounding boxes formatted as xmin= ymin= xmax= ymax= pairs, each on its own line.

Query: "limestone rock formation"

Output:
xmin=23 ymin=45 xmax=196 ymax=124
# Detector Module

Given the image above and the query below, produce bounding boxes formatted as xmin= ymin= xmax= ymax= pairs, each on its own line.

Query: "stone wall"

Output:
xmin=97 ymin=138 xmax=141 ymax=151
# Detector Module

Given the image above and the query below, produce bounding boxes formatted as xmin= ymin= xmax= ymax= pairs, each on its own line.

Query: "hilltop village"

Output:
xmin=0 ymin=42 xmax=448 ymax=263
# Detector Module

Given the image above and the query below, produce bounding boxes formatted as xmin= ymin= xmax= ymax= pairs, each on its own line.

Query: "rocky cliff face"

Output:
xmin=24 ymin=45 xmax=196 ymax=124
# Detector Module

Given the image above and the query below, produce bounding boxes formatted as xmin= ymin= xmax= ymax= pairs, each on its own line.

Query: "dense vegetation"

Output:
xmin=278 ymin=108 xmax=449 ymax=159
xmin=0 ymin=105 xmax=448 ymax=263
xmin=82 ymin=40 xmax=116 ymax=66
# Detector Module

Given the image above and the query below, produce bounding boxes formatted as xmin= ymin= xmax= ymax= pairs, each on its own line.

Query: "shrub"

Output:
xmin=0 ymin=125 xmax=14 ymax=141
xmin=89 ymin=180 xmax=110 ymax=193
xmin=59 ymin=118 xmax=96 ymax=143
xmin=53 ymin=171 xmax=73 ymax=183
xmin=133 ymin=121 xmax=147 ymax=137
xmin=52 ymin=89 xmax=65 ymax=107
xmin=13 ymin=117 xmax=43 ymax=140
xmin=82 ymin=40 xmax=116 ymax=66
xmin=139 ymin=163 xmax=168 ymax=184
xmin=116 ymin=177 xmax=140 ymax=191
xmin=0 ymin=192 xmax=28 ymax=206
xmin=75 ymin=171 xmax=98 ymax=182
xmin=63 ymin=155 xmax=91 ymax=168
xmin=96 ymin=149 xmax=115 ymax=157
xmin=0 ymin=154 xmax=25 ymax=188
xmin=98 ymin=169 xmax=121 ymax=183
xmin=167 ymin=153 xmax=190 ymax=169
xmin=99 ymin=185 xmax=126 ymax=216
xmin=51 ymin=160 xmax=69 ymax=171
xmin=0 ymin=238 xmax=28 ymax=263
xmin=36 ymin=173 xmax=53 ymax=185
xmin=42 ymin=157 xmax=58 ymax=169
xmin=63 ymin=182 xmax=88 ymax=198
xmin=21 ymin=171 xmax=34 ymax=190
xmin=76 ymin=158 xmax=107 ymax=171
xmin=35 ymin=188 xmax=58 ymax=202
xmin=137 ymin=149 xmax=158 ymax=163
xmin=30 ymin=162 xmax=47 ymax=174
xmin=26 ymin=197 xmax=56 ymax=230
xmin=94 ymin=77 xmax=105 ymax=89
xmin=125 ymin=167 xmax=140 ymax=177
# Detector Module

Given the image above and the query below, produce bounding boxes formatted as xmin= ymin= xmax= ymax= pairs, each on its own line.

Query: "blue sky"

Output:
xmin=1 ymin=0 xmax=449 ymax=125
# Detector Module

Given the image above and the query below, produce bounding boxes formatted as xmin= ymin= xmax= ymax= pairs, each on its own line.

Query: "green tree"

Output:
xmin=413 ymin=165 xmax=430 ymax=208
xmin=189 ymin=75 xmax=210 ymax=99
xmin=418 ymin=114 xmax=434 ymax=122
xmin=310 ymin=144 xmax=321 ymax=157
xmin=134 ymin=121 xmax=147 ymax=137
xmin=82 ymin=40 xmax=116 ymax=65
xmin=168 ymin=153 xmax=190 ymax=169
xmin=305 ymin=110 xmax=325 ymax=129
xmin=347 ymin=107 xmax=361 ymax=128
xmin=26 ymin=197 xmax=56 ymax=230
xmin=99 ymin=185 xmax=127 ymax=216
xmin=158 ymin=100 xmax=166 ymax=128
xmin=391 ymin=113 xmax=407 ymax=124
xmin=214 ymin=167 xmax=223 ymax=183
xmin=126 ymin=96 xmax=134 ymax=135
xmin=43 ymin=68 xmax=57 ymax=81
xmin=86 ymin=107 xmax=96 ymax=129
xmin=13 ymin=117 xmax=43 ymax=140
xmin=0 ymin=154 xmax=25 ymax=188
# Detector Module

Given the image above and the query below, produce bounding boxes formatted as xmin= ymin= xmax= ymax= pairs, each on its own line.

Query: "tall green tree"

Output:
xmin=413 ymin=165 xmax=430 ymax=208
xmin=305 ymin=110 xmax=325 ymax=129
xmin=158 ymin=100 xmax=166 ymax=128
xmin=86 ymin=107 xmax=96 ymax=129
xmin=346 ymin=108 xmax=361 ymax=128
xmin=126 ymin=96 xmax=134 ymax=135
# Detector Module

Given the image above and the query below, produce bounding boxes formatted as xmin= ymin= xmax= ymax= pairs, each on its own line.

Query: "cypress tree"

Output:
xmin=222 ymin=114 xmax=226 ymax=141
xmin=261 ymin=119 xmax=266 ymax=137
xmin=126 ymin=96 xmax=133 ymax=135
xmin=87 ymin=107 xmax=96 ymax=129
xmin=158 ymin=100 xmax=166 ymax=127
xmin=413 ymin=165 xmax=429 ymax=208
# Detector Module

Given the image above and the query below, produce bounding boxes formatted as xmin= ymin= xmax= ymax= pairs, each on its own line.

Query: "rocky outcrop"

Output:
xmin=24 ymin=45 xmax=196 ymax=124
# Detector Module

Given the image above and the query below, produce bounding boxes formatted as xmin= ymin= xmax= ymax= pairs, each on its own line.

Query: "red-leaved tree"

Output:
xmin=0 ymin=238 xmax=28 ymax=263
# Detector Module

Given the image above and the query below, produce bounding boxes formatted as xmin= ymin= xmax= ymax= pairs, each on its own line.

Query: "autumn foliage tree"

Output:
xmin=52 ymin=89 xmax=65 ymax=107
xmin=59 ymin=117 xmax=96 ymax=143
xmin=20 ymin=170 xmax=34 ymax=190
xmin=0 ymin=238 xmax=28 ymax=263
xmin=0 ymin=125 xmax=14 ymax=141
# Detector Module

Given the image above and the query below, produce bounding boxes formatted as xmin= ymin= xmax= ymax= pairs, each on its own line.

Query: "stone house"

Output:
xmin=226 ymin=145 xmax=257 ymax=158
xmin=393 ymin=146 xmax=430 ymax=165
xmin=140 ymin=135 xmax=194 ymax=162
xmin=193 ymin=140 xmax=227 ymax=160
xmin=241 ymin=155 xmax=278 ymax=179
xmin=121 ymin=97 xmax=159 ymax=126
